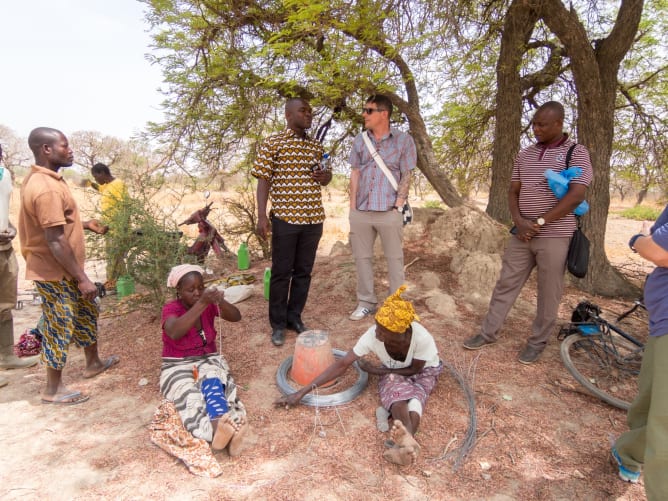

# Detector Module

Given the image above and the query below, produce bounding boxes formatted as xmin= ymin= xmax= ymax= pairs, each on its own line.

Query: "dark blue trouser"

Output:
xmin=269 ymin=217 xmax=323 ymax=329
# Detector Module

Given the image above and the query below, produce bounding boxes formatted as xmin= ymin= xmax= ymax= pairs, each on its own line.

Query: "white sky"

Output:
xmin=1 ymin=0 xmax=164 ymax=140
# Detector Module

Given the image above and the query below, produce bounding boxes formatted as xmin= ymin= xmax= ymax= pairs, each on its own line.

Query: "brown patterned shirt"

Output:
xmin=251 ymin=128 xmax=326 ymax=224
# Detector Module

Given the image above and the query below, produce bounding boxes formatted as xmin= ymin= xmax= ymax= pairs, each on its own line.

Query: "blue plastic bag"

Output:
xmin=544 ymin=167 xmax=589 ymax=216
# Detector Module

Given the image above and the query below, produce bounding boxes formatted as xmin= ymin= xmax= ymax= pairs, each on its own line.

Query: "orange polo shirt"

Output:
xmin=19 ymin=165 xmax=86 ymax=281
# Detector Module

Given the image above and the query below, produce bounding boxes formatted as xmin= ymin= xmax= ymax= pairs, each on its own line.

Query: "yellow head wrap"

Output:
xmin=374 ymin=285 xmax=419 ymax=334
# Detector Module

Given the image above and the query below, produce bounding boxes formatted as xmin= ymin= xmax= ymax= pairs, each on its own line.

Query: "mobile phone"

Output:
xmin=509 ymin=226 xmax=518 ymax=235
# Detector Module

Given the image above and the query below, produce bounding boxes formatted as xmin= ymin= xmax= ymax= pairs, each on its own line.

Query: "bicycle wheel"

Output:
xmin=560 ymin=333 xmax=643 ymax=410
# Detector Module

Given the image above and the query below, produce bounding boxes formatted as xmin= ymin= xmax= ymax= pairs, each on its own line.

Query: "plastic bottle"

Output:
xmin=263 ymin=267 xmax=271 ymax=301
xmin=320 ymin=153 xmax=331 ymax=171
xmin=116 ymin=275 xmax=136 ymax=298
xmin=237 ymin=242 xmax=250 ymax=270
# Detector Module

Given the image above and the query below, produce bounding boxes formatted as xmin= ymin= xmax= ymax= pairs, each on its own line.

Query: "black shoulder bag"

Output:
xmin=564 ymin=145 xmax=590 ymax=278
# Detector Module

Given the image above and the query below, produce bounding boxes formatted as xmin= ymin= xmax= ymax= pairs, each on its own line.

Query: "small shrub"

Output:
xmin=619 ymin=206 xmax=662 ymax=221
xmin=423 ymin=200 xmax=443 ymax=209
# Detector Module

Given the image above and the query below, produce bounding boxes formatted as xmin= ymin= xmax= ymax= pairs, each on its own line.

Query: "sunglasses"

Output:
xmin=362 ymin=107 xmax=386 ymax=115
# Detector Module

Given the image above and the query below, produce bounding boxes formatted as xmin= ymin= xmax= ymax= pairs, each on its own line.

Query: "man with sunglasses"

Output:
xmin=348 ymin=95 xmax=416 ymax=321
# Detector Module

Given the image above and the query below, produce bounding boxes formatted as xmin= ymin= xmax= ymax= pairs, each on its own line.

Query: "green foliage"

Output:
xmin=88 ymin=187 xmax=187 ymax=309
xmin=123 ymin=196 xmax=187 ymax=307
xmin=619 ymin=205 xmax=663 ymax=221
xmin=221 ymin=184 xmax=271 ymax=259
xmin=423 ymin=200 xmax=443 ymax=209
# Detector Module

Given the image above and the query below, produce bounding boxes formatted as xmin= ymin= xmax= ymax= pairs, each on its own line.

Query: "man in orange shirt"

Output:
xmin=19 ymin=127 xmax=119 ymax=405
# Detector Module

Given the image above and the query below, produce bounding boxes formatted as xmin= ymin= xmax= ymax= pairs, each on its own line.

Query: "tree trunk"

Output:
xmin=540 ymin=0 xmax=644 ymax=297
xmin=401 ymin=104 xmax=465 ymax=208
xmin=487 ymin=0 xmax=540 ymax=224
xmin=636 ymin=188 xmax=648 ymax=206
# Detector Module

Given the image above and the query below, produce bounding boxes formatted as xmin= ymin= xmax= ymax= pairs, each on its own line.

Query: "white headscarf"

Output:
xmin=166 ymin=264 xmax=204 ymax=288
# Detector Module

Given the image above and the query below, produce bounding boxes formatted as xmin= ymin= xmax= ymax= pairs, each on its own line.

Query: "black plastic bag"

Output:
xmin=567 ymin=217 xmax=589 ymax=278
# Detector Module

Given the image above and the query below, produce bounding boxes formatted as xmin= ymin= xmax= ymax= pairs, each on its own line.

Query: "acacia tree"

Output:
xmin=0 ymin=125 xmax=31 ymax=177
xmin=144 ymin=0 xmax=666 ymax=296
xmin=142 ymin=0 xmax=464 ymax=206
xmin=488 ymin=0 xmax=647 ymax=296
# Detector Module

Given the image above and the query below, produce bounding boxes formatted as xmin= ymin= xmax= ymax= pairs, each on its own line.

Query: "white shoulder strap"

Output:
xmin=361 ymin=132 xmax=398 ymax=191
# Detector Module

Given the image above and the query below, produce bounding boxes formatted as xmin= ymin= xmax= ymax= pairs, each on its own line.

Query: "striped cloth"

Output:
xmin=160 ymin=353 xmax=246 ymax=442
xmin=512 ymin=136 xmax=593 ymax=237
xmin=251 ymin=128 xmax=326 ymax=225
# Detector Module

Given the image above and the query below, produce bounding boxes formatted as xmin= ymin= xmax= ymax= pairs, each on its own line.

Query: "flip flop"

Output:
xmin=41 ymin=391 xmax=90 ymax=405
xmin=83 ymin=355 xmax=120 ymax=379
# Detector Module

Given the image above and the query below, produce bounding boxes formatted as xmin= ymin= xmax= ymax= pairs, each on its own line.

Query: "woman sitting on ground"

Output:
xmin=276 ymin=285 xmax=442 ymax=466
xmin=160 ymin=264 xmax=249 ymax=455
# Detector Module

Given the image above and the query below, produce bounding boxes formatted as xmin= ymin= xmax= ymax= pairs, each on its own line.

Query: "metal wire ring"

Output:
xmin=276 ymin=349 xmax=368 ymax=407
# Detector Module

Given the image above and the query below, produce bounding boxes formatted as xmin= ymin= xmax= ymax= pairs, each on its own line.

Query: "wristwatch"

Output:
xmin=536 ymin=217 xmax=546 ymax=226
xmin=629 ymin=233 xmax=644 ymax=253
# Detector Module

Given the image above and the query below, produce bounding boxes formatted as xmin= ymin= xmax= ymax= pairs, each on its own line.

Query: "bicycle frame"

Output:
xmin=574 ymin=317 xmax=644 ymax=348
xmin=561 ymin=303 xmax=645 ymax=410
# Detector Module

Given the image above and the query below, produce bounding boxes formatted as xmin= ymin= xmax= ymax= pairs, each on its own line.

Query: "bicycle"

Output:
xmin=559 ymin=300 xmax=645 ymax=410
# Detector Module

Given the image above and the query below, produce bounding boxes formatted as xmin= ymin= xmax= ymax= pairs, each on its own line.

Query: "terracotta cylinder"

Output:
xmin=290 ymin=330 xmax=336 ymax=388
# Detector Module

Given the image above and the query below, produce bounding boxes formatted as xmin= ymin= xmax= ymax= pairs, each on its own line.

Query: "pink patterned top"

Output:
xmin=161 ymin=299 xmax=220 ymax=358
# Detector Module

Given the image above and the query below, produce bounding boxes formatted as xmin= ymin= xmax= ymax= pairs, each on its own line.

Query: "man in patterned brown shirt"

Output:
xmin=252 ymin=98 xmax=332 ymax=346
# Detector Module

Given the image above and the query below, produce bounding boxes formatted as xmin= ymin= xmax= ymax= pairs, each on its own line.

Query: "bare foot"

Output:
xmin=389 ymin=420 xmax=421 ymax=453
xmin=383 ymin=445 xmax=417 ymax=466
xmin=83 ymin=355 xmax=120 ymax=379
xmin=228 ymin=417 xmax=250 ymax=457
xmin=212 ymin=414 xmax=236 ymax=450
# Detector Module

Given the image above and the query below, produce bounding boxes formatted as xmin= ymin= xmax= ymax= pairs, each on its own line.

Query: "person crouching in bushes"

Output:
xmin=160 ymin=264 xmax=249 ymax=455
xmin=275 ymin=285 xmax=443 ymax=466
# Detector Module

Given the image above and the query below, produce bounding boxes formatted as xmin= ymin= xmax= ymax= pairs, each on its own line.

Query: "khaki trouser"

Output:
xmin=480 ymin=235 xmax=570 ymax=348
xmin=615 ymin=334 xmax=668 ymax=501
xmin=0 ymin=247 xmax=18 ymax=354
xmin=349 ymin=208 xmax=405 ymax=308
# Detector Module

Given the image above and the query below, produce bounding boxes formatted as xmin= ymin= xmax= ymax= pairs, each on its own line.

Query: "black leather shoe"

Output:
xmin=271 ymin=328 xmax=285 ymax=346
xmin=287 ymin=319 xmax=309 ymax=333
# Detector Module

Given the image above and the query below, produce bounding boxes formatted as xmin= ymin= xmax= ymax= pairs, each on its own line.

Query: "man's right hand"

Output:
xmin=274 ymin=392 xmax=303 ymax=409
xmin=256 ymin=215 xmax=271 ymax=240
xmin=515 ymin=218 xmax=539 ymax=242
xmin=78 ymin=278 xmax=99 ymax=301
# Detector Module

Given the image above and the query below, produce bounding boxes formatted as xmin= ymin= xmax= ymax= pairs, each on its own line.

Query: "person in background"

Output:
xmin=90 ymin=162 xmax=128 ymax=285
xmin=276 ymin=286 xmax=442 ymax=466
xmin=348 ymin=94 xmax=416 ymax=321
xmin=251 ymin=97 xmax=332 ymax=347
xmin=160 ymin=264 xmax=250 ymax=455
xmin=0 ymin=144 xmax=39 ymax=387
xmin=19 ymin=127 xmax=119 ymax=404
xmin=462 ymin=101 xmax=593 ymax=364
xmin=612 ymin=212 xmax=668 ymax=500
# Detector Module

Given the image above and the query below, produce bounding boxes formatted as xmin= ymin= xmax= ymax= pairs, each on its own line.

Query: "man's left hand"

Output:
xmin=312 ymin=168 xmax=332 ymax=186
xmin=85 ymin=219 xmax=109 ymax=235
xmin=0 ymin=225 xmax=17 ymax=245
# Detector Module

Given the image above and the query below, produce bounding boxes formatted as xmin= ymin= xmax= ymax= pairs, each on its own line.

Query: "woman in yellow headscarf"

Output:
xmin=276 ymin=286 xmax=443 ymax=466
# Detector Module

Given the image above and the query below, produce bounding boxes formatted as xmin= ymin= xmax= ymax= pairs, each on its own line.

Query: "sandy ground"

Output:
xmin=0 ymin=187 xmax=655 ymax=501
